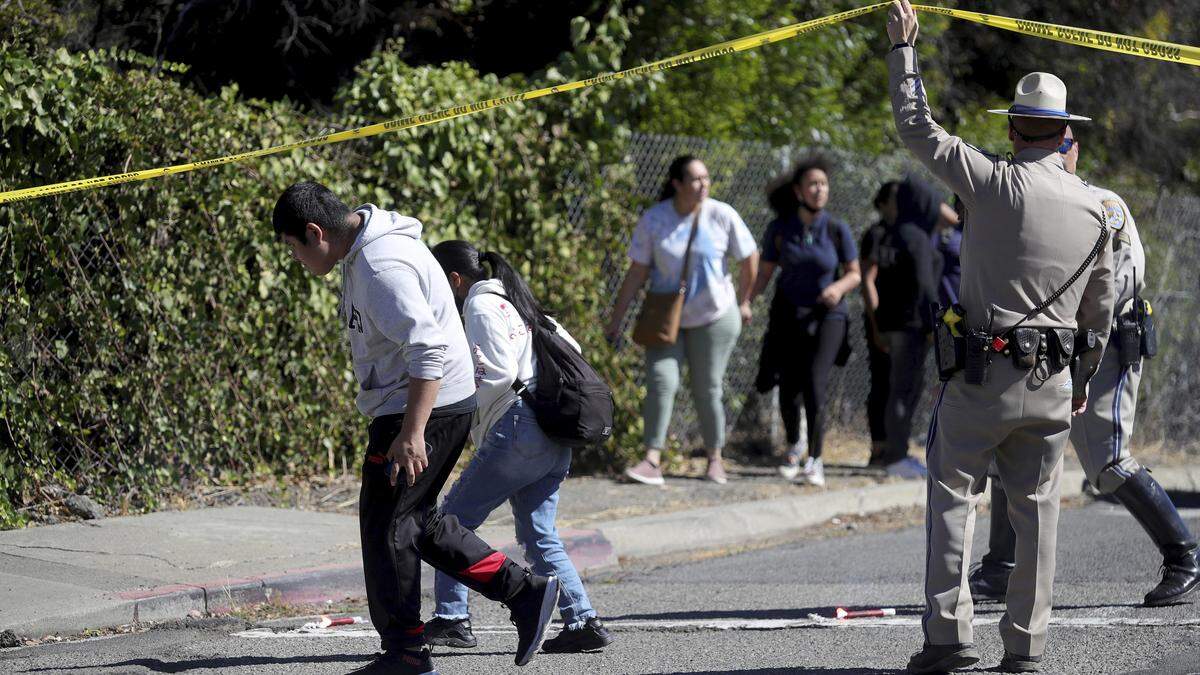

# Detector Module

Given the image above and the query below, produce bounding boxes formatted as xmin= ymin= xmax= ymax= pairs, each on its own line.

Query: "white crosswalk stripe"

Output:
xmin=232 ymin=613 xmax=1200 ymax=640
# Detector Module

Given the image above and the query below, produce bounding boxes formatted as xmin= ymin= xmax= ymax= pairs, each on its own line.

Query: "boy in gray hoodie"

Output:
xmin=271 ymin=182 xmax=559 ymax=674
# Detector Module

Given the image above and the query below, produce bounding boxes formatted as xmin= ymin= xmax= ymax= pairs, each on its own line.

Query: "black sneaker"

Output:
xmin=423 ymin=616 xmax=477 ymax=648
xmin=541 ymin=616 xmax=613 ymax=653
xmin=350 ymin=647 xmax=439 ymax=675
xmin=505 ymin=573 xmax=560 ymax=666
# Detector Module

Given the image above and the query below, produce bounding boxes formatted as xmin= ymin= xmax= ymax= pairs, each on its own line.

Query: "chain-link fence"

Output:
xmin=3 ymin=131 xmax=1197 ymax=520
xmin=587 ymin=132 xmax=1200 ymax=460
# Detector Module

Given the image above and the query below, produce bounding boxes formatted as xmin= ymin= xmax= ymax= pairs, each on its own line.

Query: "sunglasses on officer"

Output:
xmin=1057 ymin=137 xmax=1077 ymax=154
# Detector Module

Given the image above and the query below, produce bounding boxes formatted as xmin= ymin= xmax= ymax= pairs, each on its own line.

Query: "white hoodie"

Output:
xmin=340 ymin=204 xmax=475 ymax=417
xmin=463 ymin=278 xmax=580 ymax=447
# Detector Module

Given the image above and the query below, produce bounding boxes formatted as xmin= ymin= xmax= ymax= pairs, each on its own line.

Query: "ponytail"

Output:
xmin=431 ymin=240 xmax=550 ymax=331
xmin=478 ymin=251 xmax=552 ymax=331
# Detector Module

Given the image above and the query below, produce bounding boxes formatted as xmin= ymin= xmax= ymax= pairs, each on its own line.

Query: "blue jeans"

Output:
xmin=433 ymin=399 xmax=597 ymax=628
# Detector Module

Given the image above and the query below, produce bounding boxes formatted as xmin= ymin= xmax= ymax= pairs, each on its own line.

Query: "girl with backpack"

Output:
xmin=426 ymin=241 xmax=612 ymax=654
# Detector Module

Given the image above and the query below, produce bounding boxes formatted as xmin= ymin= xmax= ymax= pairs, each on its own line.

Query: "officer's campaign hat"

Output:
xmin=987 ymin=72 xmax=1091 ymax=122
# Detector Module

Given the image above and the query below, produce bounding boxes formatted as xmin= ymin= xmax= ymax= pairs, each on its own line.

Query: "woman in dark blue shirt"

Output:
xmin=748 ymin=157 xmax=861 ymax=487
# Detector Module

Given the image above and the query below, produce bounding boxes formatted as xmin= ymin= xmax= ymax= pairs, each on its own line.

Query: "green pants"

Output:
xmin=643 ymin=306 xmax=741 ymax=451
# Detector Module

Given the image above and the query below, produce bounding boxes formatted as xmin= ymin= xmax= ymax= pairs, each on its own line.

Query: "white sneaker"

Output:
xmin=796 ymin=457 xmax=825 ymax=487
xmin=777 ymin=452 xmax=802 ymax=481
xmin=886 ymin=457 xmax=928 ymax=480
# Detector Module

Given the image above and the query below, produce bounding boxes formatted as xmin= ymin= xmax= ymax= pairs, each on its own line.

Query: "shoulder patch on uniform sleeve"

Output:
xmin=1102 ymin=199 xmax=1127 ymax=231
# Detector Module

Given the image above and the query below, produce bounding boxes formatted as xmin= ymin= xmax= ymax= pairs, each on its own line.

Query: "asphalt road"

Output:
xmin=3 ymin=498 xmax=1199 ymax=674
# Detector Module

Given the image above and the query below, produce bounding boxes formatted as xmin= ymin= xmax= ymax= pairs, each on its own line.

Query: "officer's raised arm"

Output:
xmin=885 ymin=0 xmax=997 ymax=203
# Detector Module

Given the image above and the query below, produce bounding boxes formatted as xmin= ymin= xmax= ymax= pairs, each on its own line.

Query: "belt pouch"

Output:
xmin=1011 ymin=327 xmax=1040 ymax=370
xmin=1045 ymin=328 xmax=1075 ymax=373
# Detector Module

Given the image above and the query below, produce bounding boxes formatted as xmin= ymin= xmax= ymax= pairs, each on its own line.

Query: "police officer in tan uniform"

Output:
xmin=969 ymin=127 xmax=1200 ymax=608
xmin=886 ymin=2 xmax=1114 ymax=672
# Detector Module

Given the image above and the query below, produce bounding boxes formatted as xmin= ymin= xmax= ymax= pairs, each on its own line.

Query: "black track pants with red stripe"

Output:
xmin=360 ymin=408 xmax=528 ymax=650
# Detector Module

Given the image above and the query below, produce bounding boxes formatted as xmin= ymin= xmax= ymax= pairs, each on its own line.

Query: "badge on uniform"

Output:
xmin=1102 ymin=199 xmax=1127 ymax=231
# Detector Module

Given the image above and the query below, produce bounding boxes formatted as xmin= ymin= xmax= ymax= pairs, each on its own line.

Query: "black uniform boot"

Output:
xmin=1112 ymin=467 xmax=1200 ymax=607
xmin=968 ymin=479 xmax=1016 ymax=602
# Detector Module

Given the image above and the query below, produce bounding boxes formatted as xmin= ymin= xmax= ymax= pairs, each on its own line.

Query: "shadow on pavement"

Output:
xmin=644 ymin=669 xmax=909 ymax=674
xmin=22 ymin=654 xmax=375 ymax=673
xmin=610 ymin=604 xmax=925 ymax=621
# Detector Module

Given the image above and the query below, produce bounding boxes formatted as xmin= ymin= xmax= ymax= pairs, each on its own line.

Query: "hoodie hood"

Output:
xmin=465 ymin=277 xmax=506 ymax=305
xmin=346 ymin=204 xmax=424 ymax=263
xmin=894 ymin=175 xmax=941 ymax=234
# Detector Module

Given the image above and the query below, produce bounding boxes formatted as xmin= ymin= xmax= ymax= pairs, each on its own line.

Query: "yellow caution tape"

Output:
xmin=913 ymin=5 xmax=1200 ymax=66
xmin=1 ymin=3 xmax=1197 ymax=205
xmin=0 ymin=3 xmax=889 ymax=205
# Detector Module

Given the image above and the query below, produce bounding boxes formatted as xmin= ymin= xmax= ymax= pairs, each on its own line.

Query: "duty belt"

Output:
xmin=933 ymin=303 xmax=1076 ymax=385
xmin=991 ymin=327 xmax=1076 ymax=372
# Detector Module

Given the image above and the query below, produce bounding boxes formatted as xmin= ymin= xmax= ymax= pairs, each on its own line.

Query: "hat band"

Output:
xmin=1008 ymin=104 xmax=1070 ymax=118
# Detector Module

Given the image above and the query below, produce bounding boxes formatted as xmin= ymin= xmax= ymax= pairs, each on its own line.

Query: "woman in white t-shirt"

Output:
xmin=605 ymin=155 xmax=760 ymax=486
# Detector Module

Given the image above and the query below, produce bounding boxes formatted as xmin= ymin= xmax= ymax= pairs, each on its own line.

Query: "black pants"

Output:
xmin=360 ymin=408 xmax=528 ymax=650
xmin=777 ymin=311 xmax=847 ymax=458
xmin=880 ymin=329 xmax=930 ymax=465
xmin=863 ymin=314 xmax=891 ymax=444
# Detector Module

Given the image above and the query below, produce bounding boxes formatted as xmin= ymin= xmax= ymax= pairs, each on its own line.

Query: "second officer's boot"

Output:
xmin=968 ymin=479 xmax=1016 ymax=602
xmin=1112 ymin=467 xmax=1200 ymax=607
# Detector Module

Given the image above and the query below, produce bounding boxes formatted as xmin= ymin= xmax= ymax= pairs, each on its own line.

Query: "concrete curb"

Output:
xmin=13 ymin=465 xmax=1200 ymax=637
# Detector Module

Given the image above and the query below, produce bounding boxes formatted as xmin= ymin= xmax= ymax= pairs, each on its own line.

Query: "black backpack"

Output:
xmin=487 ymin=294 xmax=614 ymax=447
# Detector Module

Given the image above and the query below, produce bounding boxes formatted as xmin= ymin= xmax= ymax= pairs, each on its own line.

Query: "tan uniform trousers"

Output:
xmin=1071 ymin=341 xmax=1143 ymax=492
xmin=923 ymin=357 xmax=1073 ymax=657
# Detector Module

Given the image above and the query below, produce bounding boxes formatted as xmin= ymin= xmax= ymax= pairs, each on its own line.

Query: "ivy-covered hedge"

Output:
xmin=0 ymin=6 xmax=648 ymax=528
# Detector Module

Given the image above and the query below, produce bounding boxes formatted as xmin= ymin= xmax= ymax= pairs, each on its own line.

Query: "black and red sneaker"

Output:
xmin=505 ymin=573 xmax=560 ymax=666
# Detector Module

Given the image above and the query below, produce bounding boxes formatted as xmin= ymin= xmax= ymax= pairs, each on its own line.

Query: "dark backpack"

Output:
xmin=486 ymin=293 xmax=614 ymax=447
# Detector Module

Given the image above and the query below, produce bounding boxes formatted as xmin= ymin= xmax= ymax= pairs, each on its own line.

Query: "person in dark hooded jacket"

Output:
xmin=874 ymin=175 xmax=945 ymax=478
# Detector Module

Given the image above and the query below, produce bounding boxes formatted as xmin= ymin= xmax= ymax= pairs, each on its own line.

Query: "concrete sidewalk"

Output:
xmin=3 ymin=465 xmax=1198 ymax=639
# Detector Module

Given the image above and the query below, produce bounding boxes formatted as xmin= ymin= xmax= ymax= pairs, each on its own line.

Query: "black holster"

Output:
xmin=932 ymin=304 xmax=965 ymax=381
xmin=1071 ymin=329 xmax=1098 ymax=383
xmin=1116 ymin=298 xmax=1159 ymax=366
